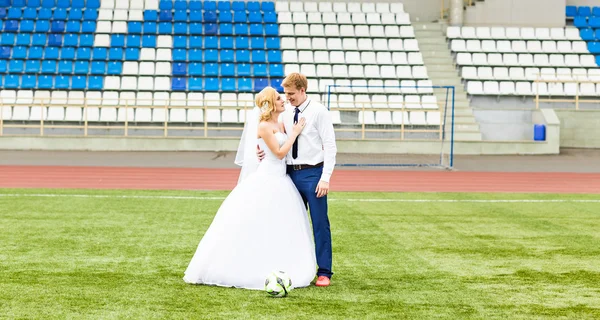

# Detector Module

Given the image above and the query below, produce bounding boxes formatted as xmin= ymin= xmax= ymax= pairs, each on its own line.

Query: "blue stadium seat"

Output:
xmin=8 ymin=8 xmax=22 ymax=19
xmin=270 ymin=64 xmax=283 ymax=77
xmin=590 ymin=17 xmax=600 ymax=28
xmin=92 ymin=48 xmax=107 ymax=60
xmin=189 ymin=35 xmax=202 ymax=48
xmin=39 ymin=75 xmax=53 ymax=89
xmin=173 ymin=62 xmax=186 ymax=75
xmin=232 ymin=1 xmax=245 ymax=11
xmin=72 ymin=0 xmax=85 ymax=8
xmin=266 ymin=37 xmax=280 ymax=49
xmin=189 ymin=77 xmax=202 ymax=91
xmin=236 ymin=36 xmax=249 ymax=49
xmin=251 ymin=37 xmax=265 ymax=49
xmin=203 ymin=1 xmax=216 ymax=10
xmin=142 ymin=35 xmax=156 ymax=47
xmin=41 ymin=60 xmax=56 ymax=74
xmin=581 ymin=28 xmax=594 ymax=40
xmin=144 ymin=10 xmax=158 ymax=21
xmin=21 ymin=75 xmax=36 ymax=89
xmin=254 ymin=78 xmax=268 ymax=91
xmin=54 ymin=8 xmax=67 ymax=20
xmin=20 ymin=20 xmax=34 ymax=32
xmin=82 ymin=21 xmax=97 ymax=33
xmin=174 ymin=10 xmax=187 ymax=21
xmin=595 ymin=29 xmax=600 ymax=40
xmin=221 ymin=63 xmax=235 ymax=76
xmin=221 ymin=49 xmax=234 ymax=62
xmin=174 ymin=0 xmax=187 ymax=10
xmin=27 ymin=0 xmax=41 ymax=7
xmin=79 ymin=34 xmax=94 ymax=47
xmin=268 ymin=50 xmax=282 ymax=63
xmin=23 ymin=8 xmax=36 ymax=19
xmin=74 ymin=61 xmax=89 ymax=74
xmin=159 ymin=0 xmax=172 ymax=10
xmin=9 ymin=60 xmax=24 ymax=73
xmin=222 ymin=78 xmax=236 ymax=91
xmin=205 ymin=77 xmax=219 ymax=91
xmin=262 ymin=1 xmax=275 ymax=12
xmin=205 ymin=63 xmax=218 ymax=75
xmin=172 ymin=77 xmax=186 ymax=91
xmin=205 ymin=49 xmax=218 ymax=62
xmin=0 ymin=60 xmax=6 ymax=73
xmin=588 ymin=42 xmax=600 ymax=53
xmin=72 ymin=76 xmax=86 ymax=90
xmin=108 ymin=48 xmax=123 ymax=60
xmin=264 ymin=12 xmax=277 ymax=23
xmin=205 ymin=23 xmax=217 ymax=35
xmin=204 ymin=11 xmax=217 ymax=22
xmin=205 ymin=36 xmax=218 ymax=49
xmin=0 ymin=46 xmax=11 ymax=59
xmin=111 ymin=35 xmax=125 ymax=47
xmin=69 ymin=8 xmax=83 ymax=20
xmin=219 ymin=23 xmax=233 ymax=35
xmin=236 ymin=50 xmax=250 ymax=62
xmin=189 ymin=10 xmax=202 ymax=21
xmin=175 ymin=22 xmax=188 ymax=34
xmin=144 ymin=22 xmax=157 ymax=34
xmin=12 ymin=46 xmax=26 ymax=59
xmin=579 ymin=6 xmax=592 ymax=16
xmin=596 ymin=55 xmax=600 ymax=67
xmin=57 ymin=0 xmax=70 ymax=8
xmin=217 ymin=0 xmax=230 ymax=11
xmin=249 ymin=11 xmax=262 ymax=23
xmin=126 ymin=35 xmax=141 ymax=47
xmin=48 ymin=34 xmax=62 ymax=47
xmin=174 ymin=36 xmax=187 ymax=48
xmin=87 ymin=0 xmax=100 ymax=8
xmin=265 ymin=24 xmax=278 ymax=36
xmin=233 ymin=11 xmax=246 ymax=23
xmin=76 ymin=47 xmax=91 ymax=60
xmin=566 ymin=5 xmax=578 ymax=17
xmin=271 ymin=78 xmax=282 ymax=93
xmin=247 ymin=1 xmax=260 ymax=11
xmin=29 ymin=46 xmax=42 ymax=59
xmin=173 ymin=49 xmax=186 ymax=61
xmin=61 ymin=47 xmax=75 ymax=59
xmin=254 ymin=63 xmax=267 ymax=77
xmin=91 ymin=61 xmax=105 ymax=74
xmin=189 ymin=23 xmax=202 ymax=35
xmin=237 ymin=63 xmax=251 ymax=76
xmin=238 ymin=78 xmax=252 ymax=91
xmin=188 ymin=49 xmax=202 ymax=62
xmin=1 ymin=34 xmax=15 ymax=46
xmin=44 ymin=47 xmax=59 ymax=59
xmin=64 ymin=34 xmax=78 ymax=47
xmin=58 ymin=60 xmax=72 ymax=73
xmin=234 ymin=23 xmax=248 ymax=35
xmin=38 ymin=8 xmax=52 ymax=20
xmin=159 ymin=10 xmax=172 ymax=21
xmin=220 ymin=36 xmax=234 ymax=49
xmin=13 ymin=0 xmax=26 ymax=7
xmin=83 ymin=9 xmax=98 ymax=20
xmin=219 ymin=11 xmax=232 ymax=22
xmin=25 ymin=60 xmax=40 ymax=73
xmin=5 ymin=20 xmax=19 ymax=32
xmin=189 ymin=62 xmax=202 ymax=76
xmin=574 ymin=16 xmax=588 ymax=28
xmin=0 ymin=8 xmax=5 ymax=19
xmin=35 ymin=20 xmax=50 ymax=32
xmin=32 ymin=34 xmax=47 ymax=46
xmin=16 ymin=34 xmax=30 ymax=46
xmin=125 ymin=48 xmax=140 ymax=60
xmin=89 ymin=76 xmax=103 ymax=90
xmin=252 ymin=50 xmax=266 ymax=63
xmin=107 ymin=62 xmax=122 ymax=75
xmin=4 ymin=75 xmax=19 ymax=89
xmin=189 ymin=0 xmax=201 ymax=9
xmin=159 ymin=22 xmax=173 ymax=34
xmin=128 ymin=22 xmax=142 ymax=34
xmin=594 ymin=7 xmax=600 ymax=17
xmin=66 ymin=21 xmax=81 ymax=33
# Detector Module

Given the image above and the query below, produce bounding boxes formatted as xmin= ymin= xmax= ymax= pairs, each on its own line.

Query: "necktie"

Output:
xmin=292 ymin=107 xmax=300 ymax=159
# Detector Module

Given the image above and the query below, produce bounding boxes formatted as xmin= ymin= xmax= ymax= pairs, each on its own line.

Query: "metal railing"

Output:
xmin=0 ymin=98 xmax=447 ymax=140
xmin=533 ymin=78 xmax=600 ymax=110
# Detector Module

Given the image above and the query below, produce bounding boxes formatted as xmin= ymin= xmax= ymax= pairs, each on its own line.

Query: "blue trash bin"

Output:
xmin=534 ymin=124 xmax=546 ymax=141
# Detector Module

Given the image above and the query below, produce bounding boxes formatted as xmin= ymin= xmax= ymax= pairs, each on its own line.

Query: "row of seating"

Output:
xmin=573 ymin=16 xmax=600 ymax=28
xmin=461 ymin=66 xmax=600 ymax=81
xmin=328 ymin=94 xmax=438 ymax=109
xmin=567 ymin=6 xmax=600 ymax=17
xmin=275 ymin=2 xmax=405 ymax=14
xmin=450 ymin=39 xmax=589 ymax=54
xmin=467 ymin=80 xmax=600 ymax=96
xmin=577 ymin=28 xmax=600 ymax=41
xmin=0 ymin=0 xmax=274 ymax=11
xmin=0 ymin=0 xmax=100 ymax=8
xmin=281 ymin=37 xmax=417 ymax=52
xmin=277 ymin=12 xmax=411 ymax=25
xmin=287 ymin=64 xmax=429 ymax=80
xmin=455 ymin=53 xmax=598 ymax=67
xmin=282 ymin=51 xmax=423 ymax=65
xmin=0 ymin=8 xmax=100 ymax=20
xmin=306 ymin=79 xmax=437 ymax=94
xmin=0 ymin=74 xmax=103 ymax=89
xmin=447 ymin=26 xmax=581 ymax=40
xmin=279 ymin=24 xmax=414 ymax=38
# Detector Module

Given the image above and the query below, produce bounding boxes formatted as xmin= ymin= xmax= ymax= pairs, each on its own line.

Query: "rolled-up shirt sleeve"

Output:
xmin=316 ymin=108 xmax=337 ymax=183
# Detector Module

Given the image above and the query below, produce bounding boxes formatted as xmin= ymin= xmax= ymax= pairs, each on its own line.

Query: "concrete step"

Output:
xmin=424 ymin=65 xmax=456 ymax=73
xmin=429 ymin=78 xmax=463 ymax=87
xmin=421 ymin=53 xmax=454 ymax=61
xmin=429 ymin=71 xmax=462 ymax=78
xmin=412 ymin=23 xmax=444 ymax=31
xmin=452 ymin=132 xmax=483 ymax=141
xmin=445 ymin=123 xmax=480 ymax=132
xmin=416 ymin=37 xmax=445 ymax=44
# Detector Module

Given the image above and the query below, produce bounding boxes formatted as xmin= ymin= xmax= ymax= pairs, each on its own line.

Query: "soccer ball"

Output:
xmin=264 ymin=271 xmax=292 ymax=297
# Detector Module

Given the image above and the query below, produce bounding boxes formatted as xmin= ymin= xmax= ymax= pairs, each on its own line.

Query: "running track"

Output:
xmin=1 ymin=165 xmax=599 ymax=194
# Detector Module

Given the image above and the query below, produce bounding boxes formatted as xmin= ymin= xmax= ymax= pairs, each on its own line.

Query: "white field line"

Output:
xmin=0 ymin=194 xmax=599 ymax=203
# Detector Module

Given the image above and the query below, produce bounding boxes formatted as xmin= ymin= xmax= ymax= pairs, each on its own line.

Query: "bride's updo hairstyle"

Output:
xmin=255 ymin=86 xmax=279 ymax=122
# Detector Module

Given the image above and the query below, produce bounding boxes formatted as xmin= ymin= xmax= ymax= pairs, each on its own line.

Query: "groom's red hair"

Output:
xmin=282 ymin=73 xmax=308 ymax=91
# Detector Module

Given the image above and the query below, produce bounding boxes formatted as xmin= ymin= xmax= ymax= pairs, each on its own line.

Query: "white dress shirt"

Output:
xmin=282 ymin=97 xmax=337 ymax=183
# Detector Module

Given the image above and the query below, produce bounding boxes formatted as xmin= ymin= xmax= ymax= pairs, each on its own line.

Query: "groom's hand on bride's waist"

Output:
xmin=256 ymin=145 xmax=265 ymax=161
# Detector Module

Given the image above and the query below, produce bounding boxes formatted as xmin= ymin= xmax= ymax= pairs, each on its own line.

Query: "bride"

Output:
xmin=183 ymin=87 xmax=317 ymax=290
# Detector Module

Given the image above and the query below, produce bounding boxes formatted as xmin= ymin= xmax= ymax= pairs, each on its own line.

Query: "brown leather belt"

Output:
xmin=288 ymin=162 xmax=324 ymax=171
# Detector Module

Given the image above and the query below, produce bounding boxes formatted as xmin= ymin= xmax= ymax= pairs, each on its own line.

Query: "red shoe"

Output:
xmin=315 ymin=276 xmax=330 ymax=287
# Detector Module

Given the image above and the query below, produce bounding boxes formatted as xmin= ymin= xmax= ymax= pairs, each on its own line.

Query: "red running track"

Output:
xmin=1 ymin=165 xmax=599 ymax=194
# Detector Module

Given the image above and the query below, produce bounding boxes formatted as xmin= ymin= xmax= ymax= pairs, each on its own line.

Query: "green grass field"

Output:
xmin=1 ymin=188 xmax=599 ymax=319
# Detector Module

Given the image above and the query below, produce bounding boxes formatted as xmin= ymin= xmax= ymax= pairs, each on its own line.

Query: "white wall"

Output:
xmin=567 ymin=0 xmax=600 ymax=6
xmin=465 ymin=0 xmax=567 ymax=27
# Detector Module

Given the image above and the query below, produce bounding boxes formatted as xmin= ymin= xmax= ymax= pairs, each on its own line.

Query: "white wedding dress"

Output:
xmin=183 ymin=132 xmax=317 ymax=290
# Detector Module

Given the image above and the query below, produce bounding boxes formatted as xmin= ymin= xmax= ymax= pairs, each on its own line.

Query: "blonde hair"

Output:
xmin=255 ymin=86 xmax=279 ymax=122
xmin=282 ymin=73 xmax=308 ymax=91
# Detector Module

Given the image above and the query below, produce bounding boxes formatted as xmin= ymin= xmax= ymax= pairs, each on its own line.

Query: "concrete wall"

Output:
xmin=465 ymin=0 xmax=567 ymax=27
xmin=555 ymin=110 xmax=600 ymax=148
xmin=567 ymin=0 xmax=600 ymax=6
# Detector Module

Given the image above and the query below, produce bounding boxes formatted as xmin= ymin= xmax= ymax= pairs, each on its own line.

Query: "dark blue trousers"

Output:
xmin=288 ymin=166 xmax=333 ymax=278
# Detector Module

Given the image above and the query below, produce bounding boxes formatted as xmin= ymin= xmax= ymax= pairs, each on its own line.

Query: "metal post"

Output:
xmin=124 ymin=100 xmax=129 ymax=137
xmin=84 ymin=100 xmax=88 ymax=137
xmin=164 ymin=101 xmax=168 ymax=137
xmin=450 ymin=87 xmax=456 ymax=168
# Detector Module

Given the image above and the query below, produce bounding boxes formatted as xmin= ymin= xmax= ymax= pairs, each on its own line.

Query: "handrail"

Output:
xmin=533 ymin=77 xmax=600 ymax=110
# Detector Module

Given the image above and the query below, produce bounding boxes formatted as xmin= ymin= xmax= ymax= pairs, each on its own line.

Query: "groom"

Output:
xmin=258 ymin=73 xmax=337 ymax=287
